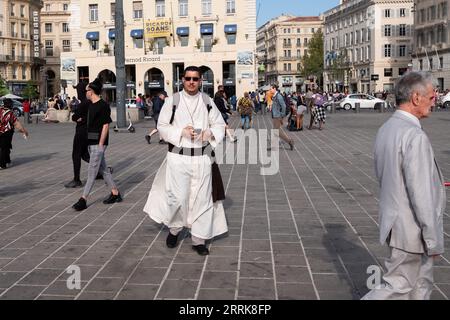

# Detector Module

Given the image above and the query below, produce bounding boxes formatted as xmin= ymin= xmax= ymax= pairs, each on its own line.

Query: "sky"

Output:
xmin=257 ymin=0 xmax=341 ymax=27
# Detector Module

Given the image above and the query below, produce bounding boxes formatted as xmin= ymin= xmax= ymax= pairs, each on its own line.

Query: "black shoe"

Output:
xmin=96 ymin=173 xmax=103 ymax=180
xmin=145 ymin=135 xmax=151 ymax=144
xmin=159 ymin=139 xmax=165 ymax=144
xmin=192 ymin=244 xmax=209 ymax=256
xmin=289 ymin=141 xmax=294 ymax=151
xmin=65 ymin=180 xmax=82 ymax=188
xmin=72 ymin=198 xmax=87 ymax=211
xmin=103 ymin=192 xmax=122 ymax=204
xmin=166 ymin=233 xmax=179 ymax=248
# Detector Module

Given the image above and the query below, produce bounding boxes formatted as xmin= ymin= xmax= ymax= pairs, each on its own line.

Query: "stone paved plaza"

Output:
xmin=0 ymin=110 xmax=449 ymax=300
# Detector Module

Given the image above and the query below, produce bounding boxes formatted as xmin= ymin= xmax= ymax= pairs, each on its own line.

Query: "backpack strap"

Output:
xmin=202 ymin=92 xmax=212 ymax=113
xmin=169 ymin=92 xmax=211 ymax=125
xmin=170 ymin=92 xmax=180 ymax=124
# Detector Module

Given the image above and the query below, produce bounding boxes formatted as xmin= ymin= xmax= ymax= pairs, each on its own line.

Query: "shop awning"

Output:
xmin=130 ymin=29 xmax=143 ymax=39
xmin=108 ymin=29 xmax=116 ymax=39
xmin=86 ymin=32 xmax=99 ymax=40
xmin=224 ymin=24 xmax=237 ymax=34
xmin=200 ymin=24 xmax=213 ymax=35
xmin=176 ymin=27 xmax=189 ymax=36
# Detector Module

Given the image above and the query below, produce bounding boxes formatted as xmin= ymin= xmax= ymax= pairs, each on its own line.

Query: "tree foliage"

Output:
xmin=22 ymin=80 xmax=38 ymax=99
xmin=0 ymin=75 xmax=9 ymax=96
xmin=299 ymin=30 xmax=324 ymax=86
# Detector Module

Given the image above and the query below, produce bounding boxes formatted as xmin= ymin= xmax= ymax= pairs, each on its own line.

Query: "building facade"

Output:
xmin=0 ymin=0 xmax=44 ymax=96
xmin=257 ymin=15 xmax=323 ymax=93
xmin=411 ymin=0 xmax=450 ymax=91
xmin=40 ymin=0 xmax=71 ymax=99
xmin=323 ymin=0 xmax=414 ymax=94
xmin=62 ymin=0 xmax=256 ymax=102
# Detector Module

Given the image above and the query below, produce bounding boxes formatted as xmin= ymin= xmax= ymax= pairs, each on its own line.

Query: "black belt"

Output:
xmin=168 ymin=143 xmax=213 ymax=157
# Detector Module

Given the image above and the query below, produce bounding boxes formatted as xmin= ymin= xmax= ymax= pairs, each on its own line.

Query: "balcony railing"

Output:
xmin=0 ymin=54 xmax=33 ymax=63
xmin=21 ymin=33 xmax=27 ymax=39
xmin=11 ymin=32 xmax=18 ymax=38
xmin=283 ymin=43 xmax=292 ymax=48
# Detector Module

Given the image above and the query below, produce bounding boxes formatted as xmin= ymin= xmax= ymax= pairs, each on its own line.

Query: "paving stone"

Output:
xmin=116 ymin=284 xmax=158 ymax=300
xmin=201 ymin=271 xmax=237 ymax=289
xmin=157 ymin=279 xmax=198 ymax=299
xmin=127 ymin=267 xmax=167 ymax=285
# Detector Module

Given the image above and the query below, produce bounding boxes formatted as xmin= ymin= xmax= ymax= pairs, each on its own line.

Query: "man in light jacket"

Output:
xmin=362 ymin=71 xmax=445 ymax=300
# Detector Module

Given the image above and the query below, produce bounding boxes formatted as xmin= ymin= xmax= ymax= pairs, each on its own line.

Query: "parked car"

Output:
xmin=0 ymin=99 xmax=23 ymax=117
xmin=125 ymin=99 xmax=137 ymax=108
xmin=339 ymin=94 xmax=386 ymax=110
xmin=438 ymin=92 xmax=450 ymax=108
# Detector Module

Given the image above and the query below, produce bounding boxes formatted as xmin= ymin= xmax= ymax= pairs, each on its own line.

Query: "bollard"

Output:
xmin=355 ymin=102 xmax=360 ymax=113
xmin=379 ymin=102 xmax=385 ymax=113
xmin=331 ymin=103 xmax=336 ymax=114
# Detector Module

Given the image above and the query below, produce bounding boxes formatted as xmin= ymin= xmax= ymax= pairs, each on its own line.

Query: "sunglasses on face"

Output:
xmin=184 ymin=77 xmax=200 ymax=82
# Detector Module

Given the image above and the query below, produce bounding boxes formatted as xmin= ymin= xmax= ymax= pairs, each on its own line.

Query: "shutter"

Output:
xmin=405 ymin=9 xmax=410 ymax=17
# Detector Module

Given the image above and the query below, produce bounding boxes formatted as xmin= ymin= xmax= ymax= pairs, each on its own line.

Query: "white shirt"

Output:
xmin=397 ymin=110 xmax=421 ymax=128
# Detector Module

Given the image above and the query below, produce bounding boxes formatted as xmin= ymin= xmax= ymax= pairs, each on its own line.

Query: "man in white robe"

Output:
xmin=143 ymin=66 xmax=227 ymax=256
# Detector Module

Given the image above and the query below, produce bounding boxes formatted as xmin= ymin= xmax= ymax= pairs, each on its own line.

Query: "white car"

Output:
xmin=125 ymin=99 xmax=137 ymax=108
xmin=438 ymin=92 xmax=450 ymax=108
xmin=339 ymin=94 xmax=386 ymax=110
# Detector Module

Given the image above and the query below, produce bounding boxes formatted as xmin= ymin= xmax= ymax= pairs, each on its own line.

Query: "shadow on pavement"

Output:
xmin=322 ymin=223 xmax=379 ymax=299
xmin=11 ymin=152 xmax=58 ymax=166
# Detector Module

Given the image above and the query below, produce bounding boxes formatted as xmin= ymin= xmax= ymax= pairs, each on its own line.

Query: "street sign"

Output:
xmin=371 ymin=74 xmax=379 ymax=81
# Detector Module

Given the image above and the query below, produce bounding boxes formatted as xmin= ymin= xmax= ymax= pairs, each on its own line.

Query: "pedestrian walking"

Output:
xmin=144 ymin=91 xmax=167 ymax=144
xmin=362 ymin=71 xmax=445 ymax=300
xmin=268 ymin=84 xmax=294 ymax=150
xmin=143 ymin=66 xmax=228 ymax=256
xmin=72 ymin=78 xmax=121 ymax=211
xmin=0 ymin=99 xmax=28 ymax=169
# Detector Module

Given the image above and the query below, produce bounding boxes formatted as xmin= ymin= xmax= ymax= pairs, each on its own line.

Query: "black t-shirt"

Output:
xmin=87 ymin=99 xmax=112 ymax=145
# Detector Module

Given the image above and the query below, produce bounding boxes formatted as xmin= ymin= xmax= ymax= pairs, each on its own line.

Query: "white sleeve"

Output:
xmin=157 ymin=97 xmax=184 ymax=147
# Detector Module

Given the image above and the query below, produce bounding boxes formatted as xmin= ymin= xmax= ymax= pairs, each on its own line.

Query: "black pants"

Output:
xmin=0 ymin=131 xmax=13 ymax=168
xmin=72 ymin=133 xmax=90 ymax=181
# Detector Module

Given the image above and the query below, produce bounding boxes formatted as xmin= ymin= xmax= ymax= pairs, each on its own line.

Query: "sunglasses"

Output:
xmin=184 ymin=77 xmax=200 ymax=82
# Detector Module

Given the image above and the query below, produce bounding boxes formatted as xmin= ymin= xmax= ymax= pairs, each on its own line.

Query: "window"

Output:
xmin=429 ymin=58 xmax=433 ymax=70
xmin=311 ymin=28 xmax=315 ymax=33
xmin=10 ymin=3 xmax=14 ymax=16
xmin=156 ymin=0 xmax=165 ymax=17
xmin=89 ymin=4 xmax=98 ymax=22
xmin=399 ymin=68 xmax=407 ymax=76
xmin=179 ymin=35 xmax=189 ymax=46
xmin=400 ymin=8 xmax=406 ymax=17
xmin=226 ymin=0 xmax=235 ymax=14
xmin=419 ymin=59 xmax=423 ymax=70
xmin=45 ymin=40 xmax=53 ymax=56
xmin=385 ymin=9 xmax=391 ymax=18
xmin=443 ymin=2 xmax=448 ymax=17
xmin=20 ymin=5 xmax=25 ymax=17
xmin=22 ymin=66 xmax=26 ymax=80
xmin=384 ymin=68 xmax=393 ymax=77
xmin=12 ymin=66 xmax=17 ymax=79
xmin=283 ymin=63 xmax=287 ymax=71
xmin=111 ymin=3 xmax=116 ymax=20
xmin=297 ymin=28 xmax=300 ymax=33
xmin=226 ymin=34 xmax=236 ymax=45
xmin=384 ymin=44 xmax=391 ymax=57
xmin=90 ymin=40 xmax=98 ymax=51
xmin=133 ymin=38 xmax=143 ymax=49
xmin=45 ymin=4 xmax=50 ymax=11
xmin=288 ymin=63 xmax=291 ymax=71
xmin=10 ymin=22 xmax=16 ymax=37
xmin=62 ymin=23 xmax=69 ymax=33
xmin=399 ymin=24 xmax=406 ymax=36
xmin=399 ymin=45 xmax=406 ymax=57
xmin=20 ymin=24 xmax=26 ymax=38
xmin=202 ymin=0 xmax=211 ymax=15
xmin=45 ymin=23 xmax=52 ymax=33
xmin=384 ymin=25 xmax=391 ymax=37
xmin=440 ymin=57 xmax=444 ymax=69
xmin=304 ymin=38 xmax=308 ymax=46
xmin=133 ymin=1 xmax=143 ymax=19
xmin=21 ymin=45 xmax=25 ymax=58
xmin=63 ymin=3 xmax=69 ymax=11
xmin=63 ymin=40 xmax=71 ymax=52
xmin=154 ymin=37 xmax=166 ymax=54
xmin=297 ymin=50 xmax=300 ymax=57
xmin=179 ymin=0 xmax=188 ymax=17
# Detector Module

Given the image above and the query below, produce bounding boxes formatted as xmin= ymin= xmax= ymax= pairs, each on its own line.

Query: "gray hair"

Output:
xmin=395 ymin=71 xmax=436 ymax=106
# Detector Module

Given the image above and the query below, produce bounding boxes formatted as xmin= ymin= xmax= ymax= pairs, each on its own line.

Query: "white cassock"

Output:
xmin=143 ymin=90 xmax=228 ymax=240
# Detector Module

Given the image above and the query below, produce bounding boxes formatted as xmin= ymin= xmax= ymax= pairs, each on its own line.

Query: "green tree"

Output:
xmin=0 ymin=75 xmax=9 ymax=96
xmin=329 ymin=49 xmax=351 ymax=91
xmin=22 ymin=80 xmax=38 ymax=100
xmin=299 ymin=30 xmax=324 ymax=88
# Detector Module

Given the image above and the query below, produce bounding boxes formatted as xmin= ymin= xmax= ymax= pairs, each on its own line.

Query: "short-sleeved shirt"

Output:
xmin=0 ymin=107 xmax=17 ymax=134
xmin=87 ymin=99 xmax=112 ymax=145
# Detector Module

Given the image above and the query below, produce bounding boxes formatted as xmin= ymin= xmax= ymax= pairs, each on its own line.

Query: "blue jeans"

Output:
xmin=240 ymin=115 xmax=250 ymax=129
